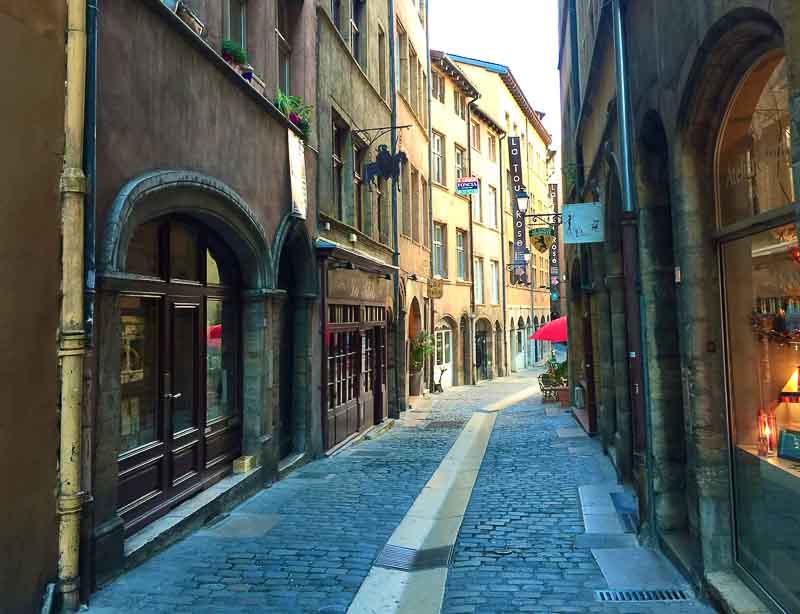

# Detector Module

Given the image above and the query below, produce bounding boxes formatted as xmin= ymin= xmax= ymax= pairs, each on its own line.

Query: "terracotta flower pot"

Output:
xmin=409 ymin=370 xmax=424 ymax=396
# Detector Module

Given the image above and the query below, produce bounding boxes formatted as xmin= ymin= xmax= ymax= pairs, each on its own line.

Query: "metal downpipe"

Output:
xmin=388 ymin=0 xmax=402 ymax=416
xmin=58 ymin=0 xmax=88 ymax=610
xmin=612 ymin=0 xmax=656 ymax=540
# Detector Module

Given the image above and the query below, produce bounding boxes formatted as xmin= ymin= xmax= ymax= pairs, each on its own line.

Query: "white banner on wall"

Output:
xmin=288 ymin=130 xmax=308 ymax=219
xmin=562 ymin=202 xmax=604 ymax=244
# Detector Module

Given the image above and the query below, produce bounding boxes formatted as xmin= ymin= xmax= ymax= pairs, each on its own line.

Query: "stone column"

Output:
xmin=243 ymin=290 xmax=273 ymax=482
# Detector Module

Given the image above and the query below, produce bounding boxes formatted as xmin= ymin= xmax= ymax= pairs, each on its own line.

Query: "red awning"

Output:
xmin=529 ymin=316 xmax=567 ymax=342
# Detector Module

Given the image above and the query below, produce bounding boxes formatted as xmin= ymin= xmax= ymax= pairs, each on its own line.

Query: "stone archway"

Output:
xmin=494 ymin=321 xmax=504 ymax=378
xmin=274 ymin=216 xmax=318 ymax=461
xmin=93 ymin=171 xmax=273 ymax=569
xmin=475 ymin=318 xmax=492 ymax=381
xmin=637 ymin=111 xmax=689 ymax=536
xmin=460 ymin=315 xmax=471 ymax=385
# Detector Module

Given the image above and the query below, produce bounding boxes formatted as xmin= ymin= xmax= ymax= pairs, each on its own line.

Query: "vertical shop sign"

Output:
xmin=508 ymin=136 xmax=527 ymax=283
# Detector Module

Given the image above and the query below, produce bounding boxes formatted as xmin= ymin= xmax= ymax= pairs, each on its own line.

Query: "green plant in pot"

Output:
xmin=275 ymin=88 xmax=313 ymax=140
xmin=409 ymin=332 xmax=434 ymax=397
xmin=221 ymin=39 xmax=247 ymax=66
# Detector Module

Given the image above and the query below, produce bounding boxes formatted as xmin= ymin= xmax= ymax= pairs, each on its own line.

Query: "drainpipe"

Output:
xmin=84 ymin=0 xmax=97 ymax=343
xmin=612 ymin=0 xmax=655 ymax=538
xmin=388 ymin=0 xmax=402 ymax=416
xmin=425 ymin=1 xmax=434 ymax=388
xmin=466 ymin=94 xmax=480 ymax=384
xmin=498 ymin=133 xmax=508 ymax=376
xmin=59 ymin=0 xmax=88 ymax=610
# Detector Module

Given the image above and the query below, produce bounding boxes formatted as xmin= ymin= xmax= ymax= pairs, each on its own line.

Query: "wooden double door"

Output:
xmin=115 ymin=218 xmax=242 ymax=534
xmin=325 ymin=304 xmax=387 ymax=450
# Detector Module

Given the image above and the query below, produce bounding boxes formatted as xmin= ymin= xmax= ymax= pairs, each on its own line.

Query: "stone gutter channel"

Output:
xmin=346 ymin=385 xmax=540 ymax=614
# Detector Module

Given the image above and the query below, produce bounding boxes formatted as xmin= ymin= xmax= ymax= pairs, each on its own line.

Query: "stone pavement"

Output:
xmin=89 ymin=371 xmax=717 ymax=613
xmin=441 ymin=395 xmax=715 ymax=614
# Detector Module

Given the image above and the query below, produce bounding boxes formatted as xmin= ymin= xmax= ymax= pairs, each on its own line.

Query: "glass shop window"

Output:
xmin=717 ymin=55 xmax=794 ymax=228
xmin=720 ymin=51 xmax=800 ymax=613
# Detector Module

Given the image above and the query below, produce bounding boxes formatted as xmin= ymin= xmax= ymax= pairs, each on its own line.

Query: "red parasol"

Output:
xmin=529 ymin=316 xmax=567 ymax=342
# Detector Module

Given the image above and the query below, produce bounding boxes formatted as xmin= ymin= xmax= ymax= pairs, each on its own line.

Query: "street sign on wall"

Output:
xmin=428 ymin=278 xmax=444 ymax=299
xmin=563 ymin=202 xmax=604 ymax=244
xmin=455 ymin=177 xmax=479 ymax=196
xmin=508 ymin=136 xmax=528 ymax=284
xmin=288 ymin=130 xmax=308 ymax=219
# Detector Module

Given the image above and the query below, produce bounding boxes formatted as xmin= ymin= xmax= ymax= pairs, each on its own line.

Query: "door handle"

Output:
xmin=164 ymin=392 xmax=183 ymax=399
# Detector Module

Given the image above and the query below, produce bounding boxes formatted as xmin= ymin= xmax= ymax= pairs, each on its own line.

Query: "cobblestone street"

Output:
xmin=89 ymin=371 xmax=716 ymax=614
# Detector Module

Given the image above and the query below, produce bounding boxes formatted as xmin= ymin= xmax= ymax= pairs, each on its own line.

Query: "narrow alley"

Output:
xmin=88 ymin=372 xmax=714 ymax=614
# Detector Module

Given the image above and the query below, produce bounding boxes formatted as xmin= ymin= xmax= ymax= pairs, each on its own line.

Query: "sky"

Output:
xmin=428 ymin=0 xmax=562 ymax=149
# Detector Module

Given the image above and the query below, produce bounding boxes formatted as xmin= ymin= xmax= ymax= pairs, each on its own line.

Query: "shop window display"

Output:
xmin=719 ymin=52 xmax=800 ymax=612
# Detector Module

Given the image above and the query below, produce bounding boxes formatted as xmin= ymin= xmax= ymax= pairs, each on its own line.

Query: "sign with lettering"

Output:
xmin=456 ymin=177 xmax=479 ymax=196
xmin=562 ymin=202 xmax=604 ymax=244
xmin=550 ymin=201 xmax=561 ymax=316
xmin=530 ymin=227 xmax=555 ymax=253
xmin=508 ymin=137 xmax=528 ymax=283
xmin=288 ymin=130 xmax=308 ymax=219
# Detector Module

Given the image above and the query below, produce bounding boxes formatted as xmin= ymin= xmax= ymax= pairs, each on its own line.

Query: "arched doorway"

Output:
xmin=408 ymin=297 xmax=423 ymax=396
xmin=515 ymin=316 xmax=525 ymax=371
xmin=509 ymin=318 xmax=516 ymax=372
xmin=460 ymin=315 xmax=470 ymax=385
xmin=434 ymin=318 xmax=455 ymax=390
xmin=115 ymin=216 xmax=243 ymax=533
xmin=494 ymin=321 xmax=503 ymax=378
xmin=276 ymin=221 xmax=315 ymax=460
xmin=475 ymin=318 xmax=492 ymax=381
xmin=526 ymin=316 xmax=533 ymax=366
xmin=637 ymin=110 xmax=689 ymax=537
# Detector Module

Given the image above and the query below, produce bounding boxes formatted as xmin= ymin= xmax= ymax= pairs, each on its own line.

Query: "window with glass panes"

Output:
xmin=486 ymin=185 xmax=497 ymax=227
xmin=353 ymin=144 xmax=365 ymax=231
xmin=350 ymin=0 xmax=364 ymax=64
xmin=472 ymin=179 xmax=482 ymax=221
xmin=473 ymin=257 xmax=484 ymax=304
xmin=432 ymin=133 xmax=445 ymax=184
xmin=455 ymin=145 xmax=466 ymax=180
xmin=490 ymin=261 xmax=500 ymax=304
xmin=276 ymin=2 xmax=291 ymax=95
xmin=332 ymin=119 xmax=345 ymax=219
xmin=432 ymin=72 xmax=445 ymax=103
xmin=488 ymin=133 xmax=497 ymax=161
xmin=471 ymin=121 xmax=480 ymax=151
xmin=456 ymin=230 xmax=467 ymax=280
xmin=409 ymin=47 xmax=419 ymax=111
xmin=411 ymin=167 xmax=420 ymax=242
xmin=433 ymin=223 xmax=446 ymax=277
xmin=454 ymin=92 xmax=466 ymax=120
xmin=378 ymin=26 xmax=387 ymax=99
xmin=224 ymin=0 xmax=246 ymax=48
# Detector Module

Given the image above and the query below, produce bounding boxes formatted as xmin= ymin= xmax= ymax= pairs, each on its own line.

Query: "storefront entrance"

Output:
xmin=325 ymin=303 xmax=388 ymax=450
xmin=435 ymin=323 xmax=454 ymax=389
xmin=476 ymin=319 xmax=491 ymax=381
xmin=115 ymin=217 xmax=241 ymax=535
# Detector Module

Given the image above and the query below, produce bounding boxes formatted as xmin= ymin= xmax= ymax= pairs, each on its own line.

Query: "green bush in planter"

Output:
xmin=222 ymin=39 xmax=247 ymax=65
xmin=410 ymin=332 xmax=434 ymax=373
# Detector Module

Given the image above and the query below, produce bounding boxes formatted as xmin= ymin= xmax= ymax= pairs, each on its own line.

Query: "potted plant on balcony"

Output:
xmin=409 ymin=332 xmax=434 ymax=397
xmin=221 ymin=39 xmax=248 ymax=71
xmin=275 ymin=89 xmax=313 ymax=140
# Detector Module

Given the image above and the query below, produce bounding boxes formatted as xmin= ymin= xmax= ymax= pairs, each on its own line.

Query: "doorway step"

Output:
xmin=119 ymin=464 xmax=262 ymax=581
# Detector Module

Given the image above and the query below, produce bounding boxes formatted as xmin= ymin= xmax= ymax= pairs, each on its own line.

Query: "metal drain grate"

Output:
xmin=374 ymin=544 xmax=454 ymax=571
xmin=594 ymin=589 xmax=691 ymax=603
xmin=425 ymin=420 xmax=465 ymax=429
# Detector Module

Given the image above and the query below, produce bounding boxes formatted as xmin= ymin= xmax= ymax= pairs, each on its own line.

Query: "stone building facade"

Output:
xmin=559 ymin=1 xmax=800 ymax=612
xmin=451 ymin=55 xmax=555 ymax=373
xmin=86 ymin=0 xmax=320 ymax=594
